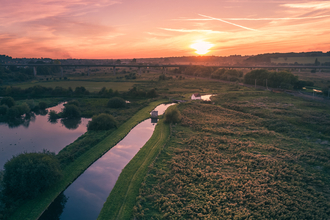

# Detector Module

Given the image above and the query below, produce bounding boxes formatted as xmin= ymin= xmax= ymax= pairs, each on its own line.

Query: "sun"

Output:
xmin=190 ymin=40 xmax=214 ymax=55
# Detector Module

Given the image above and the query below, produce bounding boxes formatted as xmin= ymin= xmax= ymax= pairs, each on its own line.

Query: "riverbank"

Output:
xmin=8 ymin=100 xmax=165 ymax=220
xmin=97 ymin=113 xmax=171 ymax=220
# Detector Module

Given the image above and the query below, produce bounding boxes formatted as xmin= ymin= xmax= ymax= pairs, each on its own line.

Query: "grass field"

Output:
xmin=291 ymin=70 xmax=330 ymax=88
xmin=134 ymin=90 xmax=330 ymax=219
xmin=271 ymin=56 xmax=330 ymax=64
xmin=11 ymin=81 xmax=137 ymax=92
xmin=8 ymin=100 xmax=165 ymax=220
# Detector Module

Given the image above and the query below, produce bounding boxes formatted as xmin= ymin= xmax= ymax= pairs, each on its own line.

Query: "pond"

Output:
xmin=39 ymin=103 xmax=174 ymax=220
xmin=0 ymin=103 xmax=90 ymax=169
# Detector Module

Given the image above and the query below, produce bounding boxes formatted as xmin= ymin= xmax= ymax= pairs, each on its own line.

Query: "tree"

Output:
xmin=0 ymin=104 xmax=8 ymax=115
xmin=2 ymin=151 xmax=62 ymax=201
xmin=61 ymin=104 xmax=81 ymax=118
xmin=17 ymin=103 xmax=30 ymax=115
xmin=87 ymin=113 xmax=118 ymax=131
xmin=38 ymin=101 xmax=47 ymax=110
xmin=6 ymin=106 xmax=20 ymax=119
xmin=107 ymin=97 xmax=126 ymax=108
xmin=164 ymin=107 xmax=181 ymax=124
xmin=0 ymin=96 xmax=15 ymax=108
xmin=147 ymin=89 xmax=157 ymax=98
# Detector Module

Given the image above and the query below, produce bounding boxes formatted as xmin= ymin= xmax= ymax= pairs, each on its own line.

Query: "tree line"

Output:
xmin=243 ymin=69 xmax=314 ymax=90
xmin=0 ymin=85 xmax=157 ymax=99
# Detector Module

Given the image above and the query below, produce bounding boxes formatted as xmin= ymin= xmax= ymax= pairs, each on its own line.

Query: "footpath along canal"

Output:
xmin=39 ymin=103 xmax=175 ymax=220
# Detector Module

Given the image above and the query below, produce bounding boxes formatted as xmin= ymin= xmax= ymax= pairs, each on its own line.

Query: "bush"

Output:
xmin=39 ymin=102 xmax=48 ymax=110
xmin=17 ymin=103 xmax=30 ymax=115
xmin=6 ymin=106 xmax=21 ymax=119
xmin=147 ymin=89 xmax=157 ymax=98
xmin=107 ymin=97 xmax=126 ymax=108
xmin=0 ymin=96 xmax=15 ymax=108
xmin=164 ymin=107 xmax=181 ymax=123
xmin=0 ymin=104 xmax=9 ymax=115
xmin=26 ymin=100 xmax=36 ymax=110
xmin=61 ymin=104 xmax=81 ymax=118
xmin=87 ymin=113 xmax=118 ymax=131
xmin=2 ymin=151 xmax=62 ymax=201
xmin=67 ymin=100 xmax=79 ymax=107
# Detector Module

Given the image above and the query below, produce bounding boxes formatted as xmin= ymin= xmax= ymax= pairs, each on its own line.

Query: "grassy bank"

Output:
xmin=97 ymin=115 xmax=171 ymax=220
xmin=8 ymin=100 xmax=165 ymax=220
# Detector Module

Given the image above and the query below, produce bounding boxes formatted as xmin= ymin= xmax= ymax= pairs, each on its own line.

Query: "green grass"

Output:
xmin=271 ymin=56 xmax=330 ymax=64
xmin=12 ymin=81 xmax=137 ymax=92
xmin=97 ymin=116 xmax=171 ymax=220
xmin=292 ymin=70 xmax=330 ymax=88
xmin=8 ymin=100 xmax=165 ymax=220
xmin=134 ymin=91 xmax=330 ymax=219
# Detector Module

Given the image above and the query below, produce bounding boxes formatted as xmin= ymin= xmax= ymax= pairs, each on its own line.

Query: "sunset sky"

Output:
xmin=1 ymin=0 xmax=330 ymax=59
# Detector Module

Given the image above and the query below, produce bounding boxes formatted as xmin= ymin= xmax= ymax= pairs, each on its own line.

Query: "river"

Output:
xmin=39 ymin=103 xmax=175 ymax=220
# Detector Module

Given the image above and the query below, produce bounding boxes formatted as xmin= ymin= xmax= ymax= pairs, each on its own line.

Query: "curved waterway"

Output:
xmin=39 ymin=103 xmax=175 ymax=220
xmin=0 ymin=103 xmax=90 ymax=169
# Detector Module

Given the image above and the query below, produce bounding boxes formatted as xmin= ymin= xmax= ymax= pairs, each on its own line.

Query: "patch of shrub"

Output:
xmin=67 ymin=100 xmax=79 ymax=107
xmin=38 ymin=101 xmax=47 ymax=110
xmin=2 ymin=151 xmax=62 ymax=201
xmin=17 ymin=103 xmax=30 ymax=115
xmin=87 ymin=113 xmax=118 ymax=131
xmin=147 ymin=88 xmax=157 ymax=98
xmin=107 ymin=97 xmax=126 ymax=108
xmin=0 ymin=104 xmax=9 ymax=115
xmin=164 ymin=107 xmax=181 ymax=123
xmin=61 ymin=104 xmax=81 ymax=118
xmin=6 ymin=106 xmax=21 ymax=119
xmin=0 ymin=96 xmax=15 ymax=108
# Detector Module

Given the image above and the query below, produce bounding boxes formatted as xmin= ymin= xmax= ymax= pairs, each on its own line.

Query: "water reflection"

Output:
xmin=37 ymin=109 xmax=48 ymax=116
xmin=60 ymin=118 xmax=82 ymax=130
xmin=0 ymin=103 xmax=90 ymax=169
xmin=39 ymin=193 xmax=68 ymax=220
xmin=151 ymin=118 xmax=158 ymax=124
xmin=41 ymin=119 xmax=156 ymax=220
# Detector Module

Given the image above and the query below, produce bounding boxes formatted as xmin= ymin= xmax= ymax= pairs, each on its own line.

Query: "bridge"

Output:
xmin=3 ymin=64 xmax=330 ymax=76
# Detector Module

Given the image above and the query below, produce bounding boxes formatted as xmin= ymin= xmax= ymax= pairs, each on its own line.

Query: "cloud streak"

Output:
xmin=283 ymin=1 xmax=330 ymax=9
xmin=159 ymin=28 xmax=223 ymax=34
xmin=176 ymin=14 xmax=330 ymax=21
xmin=198 ymin=14 xmax=259 ymax=31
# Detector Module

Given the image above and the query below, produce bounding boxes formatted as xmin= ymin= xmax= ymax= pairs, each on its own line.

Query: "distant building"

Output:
xmin=191 ymin=93 xmax=201 ymax=100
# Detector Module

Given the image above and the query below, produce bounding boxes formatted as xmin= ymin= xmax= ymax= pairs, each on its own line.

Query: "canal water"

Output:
xmin=39 ymin=103 xmax=175 ymax=220
xmin=0 ymin=103 xmax=90 ymax=169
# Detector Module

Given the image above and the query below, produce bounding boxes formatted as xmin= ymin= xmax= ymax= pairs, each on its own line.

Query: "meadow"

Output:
xmin=291 ymin=69 xmax=330 ymax=89
xmin=271 ymin=56 xmax=330 ymax=64
xmin=11 ymin=81 xmax=137 ymax=92
xmin=134 ymin=89 xmax=330 ymax=219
